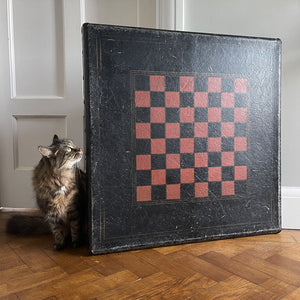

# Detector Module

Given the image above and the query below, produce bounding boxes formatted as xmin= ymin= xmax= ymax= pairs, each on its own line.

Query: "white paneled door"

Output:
xmin=0 ymin=0 xmax=84 ymax=208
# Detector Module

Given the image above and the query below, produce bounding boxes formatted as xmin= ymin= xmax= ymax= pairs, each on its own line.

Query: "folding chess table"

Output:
xmin=83 ymin=24 xmax=281 ymax=254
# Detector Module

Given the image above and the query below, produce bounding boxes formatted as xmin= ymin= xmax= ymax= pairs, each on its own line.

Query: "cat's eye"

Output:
xmin=66 ymin=147 xmax=72 ymax=153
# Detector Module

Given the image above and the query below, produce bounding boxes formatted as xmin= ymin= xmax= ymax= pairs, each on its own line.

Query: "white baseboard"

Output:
xmin=282 ymin=186 xmax=300 ymax=229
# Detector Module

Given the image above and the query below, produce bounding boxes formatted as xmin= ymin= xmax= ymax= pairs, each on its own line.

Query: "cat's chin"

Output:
xmin=63 ymin=156 xmax=82 ymax=169
xmin=70 ymin=158 xmax=82 ymax=168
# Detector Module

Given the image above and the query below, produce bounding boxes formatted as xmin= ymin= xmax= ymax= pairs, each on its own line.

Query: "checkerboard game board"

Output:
xmin=133 ymin=73 xmax=248 ymax=202
xmin=83 ymin=23 xmax=281 ymax=254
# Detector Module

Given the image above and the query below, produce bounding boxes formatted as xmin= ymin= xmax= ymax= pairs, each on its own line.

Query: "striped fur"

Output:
xmin=7 ymin=135 xmax=87 ymax=251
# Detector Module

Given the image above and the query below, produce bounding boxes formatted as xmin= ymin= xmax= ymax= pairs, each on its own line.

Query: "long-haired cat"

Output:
xmin=6 ymin=135 xmax=87 ymax=250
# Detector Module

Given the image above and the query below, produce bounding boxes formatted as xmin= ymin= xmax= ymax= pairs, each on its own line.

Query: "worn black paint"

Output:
xmin=82 ymin=23 xmax=281 ymax=255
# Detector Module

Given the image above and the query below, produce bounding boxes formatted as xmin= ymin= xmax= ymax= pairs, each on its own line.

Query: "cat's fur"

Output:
xmin=6 ymin=135 xmax=87 ymax=250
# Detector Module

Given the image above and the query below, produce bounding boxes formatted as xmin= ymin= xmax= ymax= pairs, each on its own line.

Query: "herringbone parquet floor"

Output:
xmin=1 ymin=211 xmax=300 ymax=299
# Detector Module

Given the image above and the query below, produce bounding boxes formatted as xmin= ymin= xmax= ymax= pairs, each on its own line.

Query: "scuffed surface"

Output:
xmin=82 ymin=24 xmax=281 ymax=254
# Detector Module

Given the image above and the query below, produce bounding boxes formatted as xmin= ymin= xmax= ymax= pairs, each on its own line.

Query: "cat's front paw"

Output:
xmin=53 ymin=243 xmax=65 ymax=251
xmin=72 ymin=240 xmax=82 ymax=248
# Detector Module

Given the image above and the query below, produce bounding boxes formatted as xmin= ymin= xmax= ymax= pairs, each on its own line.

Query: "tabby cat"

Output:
xmin=6 ymin=135 xmax=87 ymax=250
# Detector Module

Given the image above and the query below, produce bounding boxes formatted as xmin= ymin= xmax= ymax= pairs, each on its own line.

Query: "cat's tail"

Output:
xmin=6 ymin=215 xmax=51 ymax=235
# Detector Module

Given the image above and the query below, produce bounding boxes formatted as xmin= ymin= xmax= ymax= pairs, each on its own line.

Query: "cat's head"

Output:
xmin=38 ymin=134 xmax=83 ymax=169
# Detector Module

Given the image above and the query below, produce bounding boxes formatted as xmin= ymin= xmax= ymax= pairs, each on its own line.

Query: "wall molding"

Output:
xmin=156 ymin=0 xmax=184 ymax=30
xmin=282 ymin=186 xmax=300 ymax=229
xmin=7 ymin=0 xmax=17 ymax=98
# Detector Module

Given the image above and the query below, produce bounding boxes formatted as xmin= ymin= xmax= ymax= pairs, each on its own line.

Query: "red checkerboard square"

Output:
xmin=195 ymin=153 xmax=208 ymax=167
xmin=234 ymin=108 xmax=247 ymax=122
xmin=195 ymin=92 xmax=208 ymax=107
xmin=180 ymin=138 xmax=194 ymax=153
xmin=137 ymin=186 xmax=151 ymax=202
xmin=180 ymin=76 xmax=194 ymax=92
xmin=165 ymin=92 xmax=180 ymax=107
xmin=235 ymin=137 xmax=247 ymax=151
xmin=180 ymin=107 xmax=194 ymax=122
xmin=235 ymin=78 xmax=247 ymax=93
xmin=136 ymin=155 xmax=151 ymax=170
xmin=208 ymin=108 xmax=221 ymax=122
xmin=150 ymin=75 xmax=165 ymax=91
xmin=195 ymin=182 xmax=208 ymax=197
xmin=136 ymin=123 xmax=151 ymax=139
xmin=208 ymin=77 xmax=221 ymax=92
xmin=221 ymin=122 xmax=234 ymax=137
xmin=194 ymin=122 xmax=208 ymax=137
xmin=151 ymin=139 xmax=166 ymax=154
xmin=152 ymin=169 xmax=166 ymax=185
xmin=151 ymin=107 xmax=165 ymax=123
xmin=135 ymin=91 xmax=150 ymax=107
xmin=235 ymin=166 xmax=247 ymax=180
xmin=209 ymin=167 xmax=221 ymax=181
xmin=222 ymin=152 xmax=234 ymax=166
xmin=181 ymin=168 xmax=194 ymax=183
xmin=167 ymin=184 xmax=180 ymax=199
xmin=208 ymin=137 xmax=221 ymax=152
xmin=221 ymin=93 xmax=234 ymax=107
xmin=166 ymin=123 xmax=180 ymax=138
xmin=222 ymin=181 xmax=235 ymax=196
xmin=166 ymin=154 xmax=180 ymax=169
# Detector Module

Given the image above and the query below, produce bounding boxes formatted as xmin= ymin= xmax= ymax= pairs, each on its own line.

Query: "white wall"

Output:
xmin=85 ymin=0 xmax=156 ymax=28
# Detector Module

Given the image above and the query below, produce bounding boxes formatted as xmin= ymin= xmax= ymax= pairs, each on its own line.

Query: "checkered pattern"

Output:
xmin=133 ymin=73 xmax=248 ymax=202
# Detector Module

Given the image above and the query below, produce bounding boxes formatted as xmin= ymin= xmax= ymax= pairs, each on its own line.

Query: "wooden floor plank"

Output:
xmin=149 ymin=273 xmax=216 ymax=299
xmin=0 ymin=265 xmax=32 ymax=283
xmin=43 ymin=248 xmax=91 ymax=275
xmin=244 ymin=242 xmax=291 ymax=260
xmin=236 ymin=285 xmax=279 ymax=300
xmin=236 ymin=231 xmax=296 ymax=244
xmin=134 ymin=249 xmax=196 ymax=280
xmin=56 ymin=270 xmax=139 ymax=299
xmin=234 ymin=251 xmax=300 ymax=286
xmin=287 ymin=229 xmax=300 ymax=243
xmin=167 ymin=250 xmax=231 ymax=282
xmin=185 ymin=238 xmax=251 ymax=257
xmin=17 ymin=269 xmax=102 ymax=300
xmin=278 ymin=244 xmax=300 ymax=261
xmin=13 ymin=247 xmax=56 ymax=272
xmin=0 ymin=245 xmax=24 ymax=272
xmin=84 ymin=252 xmax=125 ymax=276
xmin=153 ymin=244 xmax=189 ymax=255
xmin=266 ymin=253 xmax=300 ymax=274
xmin=109 ymin=250 xmax=160 ymax=278
xmin=0 ymin=294 xmax=20 ymax=300
xmin=200 ymin=251 xmax=270 ymax=284
xmin=0 ymin=267 xmax=66 ymax=297
xmin=285 ymin=287 xmax=300 ymax=300
xmin=189 ymin=275 xmax=256 ymax=300
xmin=96 ymin=272 xmax=174 ymax=300
xmin=260 ymin=278 xmax=297 ymax=299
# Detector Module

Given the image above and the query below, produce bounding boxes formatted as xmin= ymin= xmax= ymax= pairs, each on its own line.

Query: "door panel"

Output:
xmin=11 ymin=0 xmax=64 ymax=98
xmin=0 ymin=0 xmax=84 ymax=208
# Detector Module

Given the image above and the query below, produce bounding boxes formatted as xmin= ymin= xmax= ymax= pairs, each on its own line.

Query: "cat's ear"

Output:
xmin=53 ymin=134 xmax=59 ymax=143
xmin=38 ymin=146 xmax=54 ymax=158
